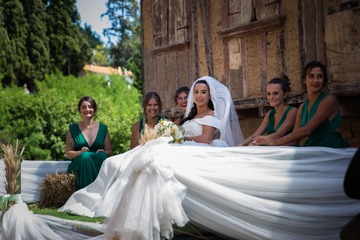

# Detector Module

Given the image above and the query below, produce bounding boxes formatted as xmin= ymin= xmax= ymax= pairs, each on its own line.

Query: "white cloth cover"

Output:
xmin=0 ymin=160 xmax=71 ymax=203
xmin=0 ymin=199 xmax=103 ymax=240
xmin=58 ymin=139 xmax=360 ymax=240
xmin=0 ymin=199 xmax=64 ymax=240
xmin=185 ymin=76 xmax=244 ymax=146
xmin=1 ymin=145 xmax=360 ymax=239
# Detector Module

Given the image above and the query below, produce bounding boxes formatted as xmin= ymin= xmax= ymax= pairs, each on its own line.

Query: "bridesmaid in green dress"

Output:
xmin=240 ymin=76 xmax=297 ymax=146
xmin=254 ymin=61 xmax=349 ymax=148
xmin=66 ymin=96 xmax=112 ymax=190
xmin=130 ymin=92 xmax=163 ymax=149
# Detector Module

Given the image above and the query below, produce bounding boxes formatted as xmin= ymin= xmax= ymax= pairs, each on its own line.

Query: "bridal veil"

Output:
xmin=185 ymin=76 xmax=244 ymax=146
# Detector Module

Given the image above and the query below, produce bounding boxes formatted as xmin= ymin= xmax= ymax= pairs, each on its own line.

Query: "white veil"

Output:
xmin=185 ymin=76 xmax=244 ymax=146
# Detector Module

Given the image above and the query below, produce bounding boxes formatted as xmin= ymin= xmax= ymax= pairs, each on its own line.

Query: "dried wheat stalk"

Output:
xmin=138 ymin=124 xmax=157 ymax=145
xmin=1 ymin=140 xmax=24 ymax=195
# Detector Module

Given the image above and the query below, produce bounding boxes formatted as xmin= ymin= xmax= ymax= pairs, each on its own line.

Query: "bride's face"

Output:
xmin=193 ymin=83 xmax=210 ymax=108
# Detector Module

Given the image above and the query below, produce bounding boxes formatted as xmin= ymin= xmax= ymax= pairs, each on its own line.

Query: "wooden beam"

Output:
xmin=233 ymin=92 xmax=307 ymax=110
xmin=234 ymin=81 xmax=360 ymax=110
xmin=218 ymin=16 xmax=283 ymax=39
xmin=328 ymin=82 xmax=360 ymax=96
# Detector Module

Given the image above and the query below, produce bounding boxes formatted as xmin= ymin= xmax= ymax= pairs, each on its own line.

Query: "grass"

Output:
xmin=28 ymin=203 xmax=105 ymax=224
xmin=27 ymin=204 xmax=229 ymax=239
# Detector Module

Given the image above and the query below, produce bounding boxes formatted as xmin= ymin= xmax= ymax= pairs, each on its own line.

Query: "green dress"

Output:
xmin=67 ymin=123 xmax=109 ymax=190
xmin=267 ymin=106 xmax=295 ymax=134
xmin=300 ymin=92 xmax=349 ymax=148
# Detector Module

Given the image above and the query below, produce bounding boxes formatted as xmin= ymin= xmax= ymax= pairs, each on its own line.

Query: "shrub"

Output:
xmin=0 ymin=73 xmax=142 ymax=160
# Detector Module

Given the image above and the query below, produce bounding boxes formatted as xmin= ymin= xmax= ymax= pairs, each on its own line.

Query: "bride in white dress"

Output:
xmin=59 ymin=76 xmax=244 ymax=239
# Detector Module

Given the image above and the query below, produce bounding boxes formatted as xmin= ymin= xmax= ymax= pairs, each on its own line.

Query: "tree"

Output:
xmin=81 ymin=23 xmax=102 ymax=49
xmin=22 ymin=0 xmax=50 ymax=85
xmin=2 ymin=0 xmax=32 ymax=90
xmin=0 ymin=0 xmax=15 ymax=87
xmin=45 ymin=0 xmax=91 ymax=76
xmin=80 ymin=23 xmax=108 ymax=66
xmin=92 ymin=44 xmax=109 ymax=66
xmin=103 ymin=0 xmax=142 ymax=90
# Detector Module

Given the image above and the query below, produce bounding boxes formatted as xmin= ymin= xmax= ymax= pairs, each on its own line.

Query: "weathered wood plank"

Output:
xmin=233 ymin=92 xmax=307 ymax=110
xmin=152 ymin=0 xmax=163 ymax=47
xmin=229 ymin=0 xmax=242 ymax=27
xmin=328 ymin=82 xmax=360 ymax=96
xmin=176 ymin=0 xmax=190 ymax=43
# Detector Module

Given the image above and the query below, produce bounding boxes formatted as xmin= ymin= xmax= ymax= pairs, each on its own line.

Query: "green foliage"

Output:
xmin=81 ymin=23 xmax=103 ymax=49
xmin=45 ymin=0 xmax=92 ymax=76
xmin=22 ymin=0 xmax=50 ymax=83
xmin=0 ymin=15 xmax=15 ymax=84
xmin=103 ymin=0 xmax=142 ymax=91
xmin=0 ymin=0 xmax=142 ymax=94
xmin=2 ymin=0 xmax=32 ymax=88
xmin=92 ymin=45 xmax=109 ymax=66
xmin=0 ymin=73 xmax=142 ymax=160
xmin=1 ymin=0 xmax=94 ymax=91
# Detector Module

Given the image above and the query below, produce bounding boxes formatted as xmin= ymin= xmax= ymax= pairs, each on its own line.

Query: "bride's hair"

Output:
xmin=179 ymin=80 xmax=214 ymax=125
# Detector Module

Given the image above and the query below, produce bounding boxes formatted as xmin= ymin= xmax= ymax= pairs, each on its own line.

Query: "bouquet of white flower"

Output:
xmin=154 ymin=119 xmax=185 ymax=143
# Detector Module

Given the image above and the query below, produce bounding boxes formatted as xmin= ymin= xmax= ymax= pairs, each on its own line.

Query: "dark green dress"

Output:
xmin=67 ymin=123 xmax=109 ymax=190
xmin=300 ymin=92 xmax=349 ymax=148
xmin=267 ymin=106 xmax=295 ymax=134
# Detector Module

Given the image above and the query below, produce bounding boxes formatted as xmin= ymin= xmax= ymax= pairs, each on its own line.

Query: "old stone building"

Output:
xmin=141 ymin=0 xmax=360 ymax=146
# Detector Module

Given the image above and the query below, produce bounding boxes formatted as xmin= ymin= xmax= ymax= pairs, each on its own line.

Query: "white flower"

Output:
xmin=155 ymin=119 xmax=184 ymax=143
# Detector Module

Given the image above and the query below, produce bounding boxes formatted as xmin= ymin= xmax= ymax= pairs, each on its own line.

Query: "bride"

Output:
xmin=59 ymin=76 xmax=244 ymax=239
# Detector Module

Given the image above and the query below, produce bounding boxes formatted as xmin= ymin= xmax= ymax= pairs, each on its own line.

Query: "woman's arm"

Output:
xmin=240 ymin=112 xmax=270 ymax=146
xmin=65 ymin=129 xmax=88 ymax=159
xmin=103 ymin=131 xmax=112 ymax=156
xmin=185 ymin=125 xmax=216 ymax=144
xmin=130 ymin=121 xmax=140 ymax=149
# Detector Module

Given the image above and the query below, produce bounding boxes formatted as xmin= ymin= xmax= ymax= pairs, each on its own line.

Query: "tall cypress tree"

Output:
xmin=0 ymin=0 xmax=15 ymax=87
xmin=46 ymin=0 xmax=91 ymax=76
xmin=22 ymin=0 xmax=50 ymax=86
xmin=2 ymin=0 xmax=32 ymax=89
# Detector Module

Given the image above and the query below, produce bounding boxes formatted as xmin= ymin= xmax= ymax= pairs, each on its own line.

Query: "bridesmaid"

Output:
xmin=254 ymin=61 xmax=349 ymax=147
xmin=130 ymin=92 xmax=163 ymax=149
xmin=240 ymin=76 xmax=297 ymax=146
xmin=175 ymin=86 xmax=190 ymax=116
xmin=66 ymin=96 xmax=112 ymax=190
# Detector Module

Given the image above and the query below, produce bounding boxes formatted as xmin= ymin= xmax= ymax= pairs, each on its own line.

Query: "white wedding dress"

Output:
xmin=182 ymin=115 xmax=229 ymax=147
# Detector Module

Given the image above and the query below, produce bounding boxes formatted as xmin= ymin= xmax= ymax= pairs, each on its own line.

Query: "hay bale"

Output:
xmin=39 ymin=172 xmax=75 ymax=208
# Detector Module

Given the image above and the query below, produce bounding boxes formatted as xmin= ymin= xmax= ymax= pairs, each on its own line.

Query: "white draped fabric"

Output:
xmin=58 ymin=139 xmax=359 ymax=240
xmin=0 ymin=160 xmax=70 ymax=203
xmin=1 ymin=144 xmax=359 ymax=240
